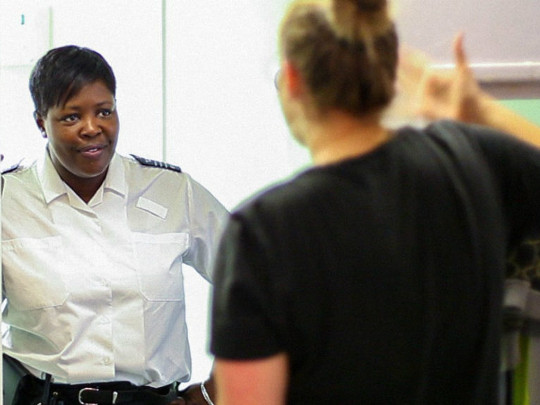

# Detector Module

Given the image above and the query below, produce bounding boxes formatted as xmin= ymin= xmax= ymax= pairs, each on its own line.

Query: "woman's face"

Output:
xmin=38 ymin=80 xmax=119 ymax=191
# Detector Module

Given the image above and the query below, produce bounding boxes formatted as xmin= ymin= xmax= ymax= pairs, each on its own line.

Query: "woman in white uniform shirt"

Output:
xmin=1 ymin=45 xmax=227 ymax=405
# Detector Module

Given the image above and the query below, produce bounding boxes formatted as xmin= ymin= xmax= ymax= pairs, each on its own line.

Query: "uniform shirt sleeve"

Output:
xmin=182 ymin=175 xmax=229 ymax=282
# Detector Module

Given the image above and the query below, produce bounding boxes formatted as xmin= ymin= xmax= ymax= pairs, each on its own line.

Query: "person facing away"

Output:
xmin=1 ymin=45 xmax=227 ymax=405
xmin=209 ymin=0 xmax=540 ymax=404
xmin=399 ymin=33 xmax=540 ymax=405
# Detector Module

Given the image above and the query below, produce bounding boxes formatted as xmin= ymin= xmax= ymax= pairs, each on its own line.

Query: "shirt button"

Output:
xmin=103 ymin=357 xmax=112 ymax=365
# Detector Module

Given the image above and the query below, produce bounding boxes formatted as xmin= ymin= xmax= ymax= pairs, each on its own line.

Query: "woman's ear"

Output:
xmin=34 ymin=111 xmax=47 ymax=138
xmin=282 ymin=60 xmax=304 ymax=98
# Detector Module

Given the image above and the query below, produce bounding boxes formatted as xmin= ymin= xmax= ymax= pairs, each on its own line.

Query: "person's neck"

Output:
xmin=306 ymin=110 xmax=392 ymax=166
xmin=47 ymin=146 xmax=107 ymax=204
xmin=62 ymin=172 xmax=106 ymax=204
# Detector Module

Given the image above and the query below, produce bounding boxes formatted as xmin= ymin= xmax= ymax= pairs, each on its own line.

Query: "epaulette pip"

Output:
xmin=130 ymin=154 xmax=182 ymax=173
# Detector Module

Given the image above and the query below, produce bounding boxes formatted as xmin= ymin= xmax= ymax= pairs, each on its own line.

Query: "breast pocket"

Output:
xmin=2 ymin=236 xmax=69 ymax=310
xmin=132 ymin=232 xmax=189 ymax=301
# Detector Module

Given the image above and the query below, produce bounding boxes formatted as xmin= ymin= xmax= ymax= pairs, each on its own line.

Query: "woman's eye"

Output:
xmin=98 ymin=109 xmax=112 ymax=117
xmin=61 ymin=114 xmax=79 ymax=123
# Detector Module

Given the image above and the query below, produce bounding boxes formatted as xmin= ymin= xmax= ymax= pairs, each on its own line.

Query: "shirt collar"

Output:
xmin=103 ymin=153 xmax=127 ymax=196
xmin=39 ymin=149 xmax=126 ymax=204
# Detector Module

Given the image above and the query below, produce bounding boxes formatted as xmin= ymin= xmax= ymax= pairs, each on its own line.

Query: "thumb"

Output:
xmin=452 ymin=32 xmax=468 ymax=70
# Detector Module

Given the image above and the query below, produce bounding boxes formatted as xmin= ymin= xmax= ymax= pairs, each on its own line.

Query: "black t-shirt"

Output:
xmin=211 ymin=121 xmax=540 ymax=404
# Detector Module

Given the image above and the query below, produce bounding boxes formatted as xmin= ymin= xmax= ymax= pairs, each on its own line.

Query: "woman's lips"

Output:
xmin=79 ymin=144 xmax=106 ymax=159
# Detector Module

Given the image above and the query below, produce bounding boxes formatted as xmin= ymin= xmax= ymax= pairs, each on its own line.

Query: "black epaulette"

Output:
xmin=1 ymin=162 xmax=21 ymax=175
xmin=130 ymin=154 xmax=182 ymax=173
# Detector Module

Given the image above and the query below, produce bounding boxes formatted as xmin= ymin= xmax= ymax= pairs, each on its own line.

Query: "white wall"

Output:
xmin=165 ymin=0 xmax=309 ymax=212
xmin=0 ymin=2 xmax=49 ymax=164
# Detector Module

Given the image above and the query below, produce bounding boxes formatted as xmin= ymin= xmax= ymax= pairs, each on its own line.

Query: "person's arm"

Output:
xmin=214 ymin=353 xmax=289 ymax=405
xmin=398 ymin=33 xmax=540 ymax=147
xmin=175 ymin=373 xmax=217 ymax=405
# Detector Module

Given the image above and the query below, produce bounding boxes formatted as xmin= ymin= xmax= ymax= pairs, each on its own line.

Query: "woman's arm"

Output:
xmin=173 ymin=369 xmax=217 ymax=405
xmin=214 ymin=353 xmax=289 ymax=405
xmin=399 ymin=33 xmax=540 ymax=147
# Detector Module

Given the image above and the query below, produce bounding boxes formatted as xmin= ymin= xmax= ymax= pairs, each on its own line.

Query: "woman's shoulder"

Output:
xmin=121 ymin=153 xmax=187 ymax=184
xmin=125 ymin=154 xmax=182 ymax=173
xmin=1 ymin=158 xmax=36 ymax=176
xmin=232 ymin=169 xmax=327 ymax=221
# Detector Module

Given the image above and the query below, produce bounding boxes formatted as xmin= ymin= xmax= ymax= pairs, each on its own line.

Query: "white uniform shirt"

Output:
xmin=1 ymin=152 xmax=228 ymax=387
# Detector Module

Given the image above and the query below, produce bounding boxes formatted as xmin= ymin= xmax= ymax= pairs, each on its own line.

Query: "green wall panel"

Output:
xmin=502 ymin=100 xmax=540 ymax=126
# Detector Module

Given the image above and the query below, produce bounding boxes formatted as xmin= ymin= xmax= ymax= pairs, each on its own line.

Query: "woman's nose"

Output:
xmin=81 ymin=117 xmax=101 ymax=136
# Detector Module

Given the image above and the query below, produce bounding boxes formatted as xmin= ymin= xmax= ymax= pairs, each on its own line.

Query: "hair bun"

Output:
xmin=356 ymin=0 xmax=387 ymax=12
xmin=331 ymin=0 xmax=391 ymax=44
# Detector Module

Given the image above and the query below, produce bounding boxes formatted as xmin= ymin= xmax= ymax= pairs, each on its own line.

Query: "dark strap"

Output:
xmin=42 ymin=373 xmax=52 ymax=404
xmin=79 ymin=386 xmax=172 ymax=404
xmin=57 ymin=382 xmax=175 ymax=405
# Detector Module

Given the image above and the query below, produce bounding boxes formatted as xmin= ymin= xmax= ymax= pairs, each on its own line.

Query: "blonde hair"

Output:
xmin=279 ymin=0 xmax=398 ymax=115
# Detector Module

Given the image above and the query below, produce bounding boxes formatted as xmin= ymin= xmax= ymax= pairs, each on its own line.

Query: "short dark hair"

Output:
xmin=29 ymin=45 xmax=116 ymax=117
